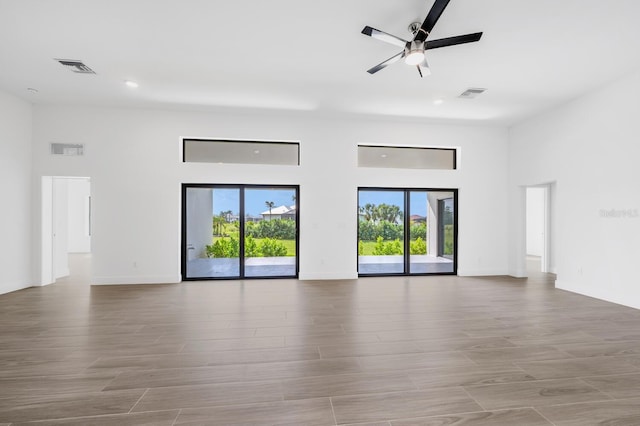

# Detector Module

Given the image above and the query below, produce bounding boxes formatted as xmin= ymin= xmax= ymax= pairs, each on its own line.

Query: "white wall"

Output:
xmin=186 ymin=187 xmax=213 ymax=259
xmin=0 ymin=91 xmax=32 ymax=295
xmin=31 ymin=105 xmax=509 ymax=284
xmin=526 ymin=187 xmax=545 ymax=257
xmin=67 ymin=178 xmax=91 ymax=253
xmin=510 ymin=69 xmax=640 ymax=308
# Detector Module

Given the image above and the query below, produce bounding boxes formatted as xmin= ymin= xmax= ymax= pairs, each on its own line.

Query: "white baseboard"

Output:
xmin=0 ymin=281 xmax=33 ymax=296
xmin=55 ymin=268 xmax=70 ymax=279
xmin=554 ymin=279 xmax=581 ymax=293
xmin=555 ymin=280 xmax=640 ymax=310
xmin=506 ymin=268 xmax=527 ymax=278
xmin=299 ymin=271 xmax=358 ymax=281
xmin=92 ymin=275 xmax=181 ymax=285
xmin=458 ymin=269 xmax=509 ymax=277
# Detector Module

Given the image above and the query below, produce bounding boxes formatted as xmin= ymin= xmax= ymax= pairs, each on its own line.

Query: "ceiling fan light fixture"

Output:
xmin=404 ymin=41 xmax=425 ymax=65
xmin=362 ymin=0 xmax=483 ymax=76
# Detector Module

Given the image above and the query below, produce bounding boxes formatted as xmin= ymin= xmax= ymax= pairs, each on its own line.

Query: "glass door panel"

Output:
xmin=409 ymin=191 xmax=428 ymax=273
xmin=410 ymin=191 xmax=455 ymax=274
xmin=185 ymin=187 xmax=240 ymax=278
xmin=358 ymin=190 xmax=405 ymax=275
xmin=244 ymin=187 xmax=297 ymax=278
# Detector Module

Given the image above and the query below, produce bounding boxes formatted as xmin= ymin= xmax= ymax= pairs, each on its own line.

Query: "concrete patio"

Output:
xmin=358 ymin=254 xmax=453 ymax=274
xmin=186 ymin=257 xmax=297 ymax=278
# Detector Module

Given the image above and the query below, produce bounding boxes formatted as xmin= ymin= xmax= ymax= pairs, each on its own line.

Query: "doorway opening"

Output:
xmin=357 ymin=187 xmax=457 ymax=276
xmin=525 ymin=184 xmax=555 ymax=277
xmin=41 ymin=176 xmax=92 ymax=285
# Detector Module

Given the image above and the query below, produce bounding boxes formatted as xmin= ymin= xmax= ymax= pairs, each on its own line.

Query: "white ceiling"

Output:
xmin=1 ymin=0 xmax=639 ymax=125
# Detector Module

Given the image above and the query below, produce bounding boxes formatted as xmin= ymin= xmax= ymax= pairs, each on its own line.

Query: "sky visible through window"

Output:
xmin=359 ymin=191 xmax=428 ymax=217
xmin=210 ymin=188 xmax=431 ymax=217
xmin=212 ymin=188 xmax=296 ymax=216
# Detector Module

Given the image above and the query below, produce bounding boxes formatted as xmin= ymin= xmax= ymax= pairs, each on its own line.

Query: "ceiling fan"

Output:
xmin=361 ymin=0 xmax=482 ymax=77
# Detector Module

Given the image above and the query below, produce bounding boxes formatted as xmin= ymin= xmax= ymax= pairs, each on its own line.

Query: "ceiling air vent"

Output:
xmin=55 ymin=59 xmax=96 ymax=74
xmin=50 ymin=143 xmax=84 ymax=156
xmin=459 ymin=88 xmax=487 ymax=99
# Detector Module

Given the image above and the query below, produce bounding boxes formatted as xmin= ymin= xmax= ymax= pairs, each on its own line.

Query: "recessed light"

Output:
xmin=433 ymin=98 xmax=444 ymax=105
xmin=125 ymin=80 xmax=139 ymax=88
xmin=27 ymin=88 xmax=38 ymax=93
xmin=381 ymin=154 xmax=388 ymax=158
xmin=253 ymin=150 xmax=260 ymax=154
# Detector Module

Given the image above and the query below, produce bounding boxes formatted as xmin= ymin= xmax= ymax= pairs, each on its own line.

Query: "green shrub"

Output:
xmin=259 ymin=238 xmax=288 ymax=257
xmin=206 ymin=236 xmax=239 ymax=258
xmin=358 ymin=240 xmax=364 ymax=255
xmin=444 ymin=224 xmax=454 ymax=255
xmin=245 ymin=219 xmax=296 ymax=239
xmin=358 ymin=220 xmax=376 ymax=241
xmin=244 ymin=235 xmax=259 ymax=257
xmin=206 ymin=236 xmax=293 ymax=258
xmin=358 ymin=220 xmax=403 ymax=241
xmin=372 ymin=236 xmax=403 ymax=255
xmin=379 ymin=221 xmax=403 ymax=241
xmin=385 ymin=239 xmax=403 ymax=255
xmin=410 ymin=237 xmax=427 ymax=255
xmin=372 ymin=236 xmax=385 ymax=255
xmin=410 ymin=223 xmax=427 ymax=240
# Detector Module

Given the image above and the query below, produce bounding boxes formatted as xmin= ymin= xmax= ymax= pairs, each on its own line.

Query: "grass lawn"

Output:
xmin=359 ymin=241 xmax=381 ymax=256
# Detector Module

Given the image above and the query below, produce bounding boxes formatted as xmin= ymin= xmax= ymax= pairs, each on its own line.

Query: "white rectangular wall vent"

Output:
xmin=55 ymin=59 xmax=96 ymax=74
xmin=50 ymin=143 xmax=84 ymax=156
xmin=459 ymin=88 xmax=487 ymax=99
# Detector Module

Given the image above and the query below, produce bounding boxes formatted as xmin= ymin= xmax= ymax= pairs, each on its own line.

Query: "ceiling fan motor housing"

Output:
xmin=404 ymin=40 xmax=426 ymax=65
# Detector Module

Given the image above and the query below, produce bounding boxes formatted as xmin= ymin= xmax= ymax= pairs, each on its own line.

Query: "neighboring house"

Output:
xmin=282 ymin=205 xmax=296 ymax=220
xmin=224 ymin=213 xmax=239 ymax=223
xmin=261 ymin=205 xmax=296 ymax=220
xmin=410 ymin=214 xmax=426 ymax=223
xmin=245 ymin=214 xmax=262 ymax=223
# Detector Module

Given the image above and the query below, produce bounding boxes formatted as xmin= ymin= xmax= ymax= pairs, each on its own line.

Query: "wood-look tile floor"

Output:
xmin=3 ymin=257 xmax=640 ymax=424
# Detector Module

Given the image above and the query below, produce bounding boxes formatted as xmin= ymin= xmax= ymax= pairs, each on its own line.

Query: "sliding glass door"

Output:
xmin=409 ymin=191 xmax=429 ymax=273
xmin=358 ymin=188 xmax=457 ymax=276
xmin=182 ymin=184 xmax=298 ymax=280
xmin=357 ymin=190 xmax=405 ymax=274
xmin=244 ymin=187 xmax=297 ymax=278
xmin=412 ymin=191 xmax=456 ymax=274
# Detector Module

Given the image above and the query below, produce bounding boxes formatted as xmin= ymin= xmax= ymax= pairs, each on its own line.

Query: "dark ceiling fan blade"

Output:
xmin=366 ymin=51 xmax=405 ymax=74
xmin=362 ymin=26 xmax=408 ymax=48
xmin=415 ymin=0 xmax=451 ymax=41
xmin=425 ymin=32 xmax=483 ymax=50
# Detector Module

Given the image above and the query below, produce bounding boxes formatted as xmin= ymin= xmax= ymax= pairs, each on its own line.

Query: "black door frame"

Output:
xmin=437 ymin=197 xmax=455 ymax=259
xmin=357 ymin=187 xmax=458 ymax=277
xmin=181 ymin=183 xmax=300 ymax=281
